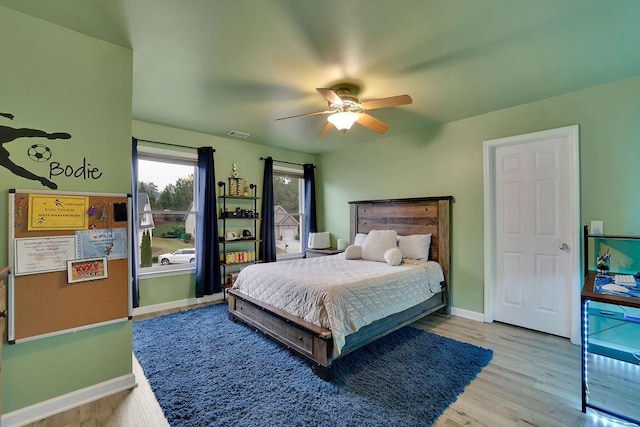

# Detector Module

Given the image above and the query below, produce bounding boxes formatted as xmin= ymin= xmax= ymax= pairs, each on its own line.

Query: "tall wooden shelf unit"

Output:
xmin=580 ymin=225 xmax=640 ymax=424
xmin=217 ymin=181 xmax=260 ymax=294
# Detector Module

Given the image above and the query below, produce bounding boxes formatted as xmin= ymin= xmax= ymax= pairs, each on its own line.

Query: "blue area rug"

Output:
xmin=133 ymin=304 xmax=493 ymax=427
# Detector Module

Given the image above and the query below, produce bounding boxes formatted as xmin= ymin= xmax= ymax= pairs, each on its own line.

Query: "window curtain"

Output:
xmin=303 ymin=163 xmax=317 ymax=255
xmin=131 ymin=138 xmax=140 ymax=308
xmin=195 ymin=146 xmax=221 ymax=297
xmin=259 ymin=157 xmax=277 ymax=262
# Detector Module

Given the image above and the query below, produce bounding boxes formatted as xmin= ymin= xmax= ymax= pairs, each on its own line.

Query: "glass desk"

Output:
xmin=581 ymin=271 xmax=640 ymax=424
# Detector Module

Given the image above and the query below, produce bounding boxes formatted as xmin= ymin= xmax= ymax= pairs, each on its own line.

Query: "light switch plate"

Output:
xmin=590 ymin=220 xmax=603 ymax=235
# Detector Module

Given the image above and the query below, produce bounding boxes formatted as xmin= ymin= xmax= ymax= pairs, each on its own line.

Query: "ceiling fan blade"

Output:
xmin=318 ymin=122 xmax=333 ymax=137
xmin=316 ymin=88 xmax=343 ymax=106
xmin=356 ymin=113 xmax=390 ymax=134
xmin=360 ymin=95 xmax=412 ymax=110
xmin=275 ymin=110 xmax=334 ymax=121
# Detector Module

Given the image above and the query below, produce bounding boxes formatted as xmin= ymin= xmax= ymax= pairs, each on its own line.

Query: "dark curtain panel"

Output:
xmin=259 ymin=157 xmax=277 ymax=262
xmin=131 ymin=138 xmax=140 ymax=308
xmin=303 ymin=163 xmax=317 ymax=255
xmin=195 ymin=147 xmax=221 ymax=297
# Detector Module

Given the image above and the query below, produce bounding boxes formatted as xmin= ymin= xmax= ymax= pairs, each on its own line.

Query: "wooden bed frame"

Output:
xmin=227 ymin=196 xmax=452 ymax=379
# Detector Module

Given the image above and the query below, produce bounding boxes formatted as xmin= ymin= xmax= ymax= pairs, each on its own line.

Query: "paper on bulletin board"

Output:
xmin=75 ymin=227 xmax=128 ymax=260
xmin=14 ymin=236 xmax=77 ymax=276
xmin=28 ymin=194 xmax=89 ymax=230
xmin=67 ymin=257 xmax=108 ymax=283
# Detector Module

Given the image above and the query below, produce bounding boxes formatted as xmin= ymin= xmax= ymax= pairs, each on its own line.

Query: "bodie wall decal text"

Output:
xmin=0 ymin=112 xmax=103 ymax=189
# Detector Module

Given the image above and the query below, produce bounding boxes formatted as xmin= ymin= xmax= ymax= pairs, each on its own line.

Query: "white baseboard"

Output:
xmin=450 ymin=306 xmax=485 ymax=322
xmin=2 ymin=374 xmax=137 ymax=427
xmin=133 ymin=292 xmax=224 ymax=317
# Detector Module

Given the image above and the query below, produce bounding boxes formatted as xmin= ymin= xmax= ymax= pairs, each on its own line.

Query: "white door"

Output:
xmin=484 ymin=126 xmax=580 ymax=340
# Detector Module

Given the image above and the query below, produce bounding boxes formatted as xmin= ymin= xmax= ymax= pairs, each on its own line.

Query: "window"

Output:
xmin=273 ymin=166 xmax=305 ymax=258
xmin=136 ymin=147 xmax=198 ymax=273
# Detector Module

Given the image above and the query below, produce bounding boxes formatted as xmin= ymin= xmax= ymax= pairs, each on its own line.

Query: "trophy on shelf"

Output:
xmin=228 ymin=163 xmax=244 ymax=196
xmin=596 ymin=249 xmax=610 ymax=276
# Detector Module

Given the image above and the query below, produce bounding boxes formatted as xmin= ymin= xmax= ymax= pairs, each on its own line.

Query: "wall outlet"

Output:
xmin=590 ymin=220 xmax=603 ymax=235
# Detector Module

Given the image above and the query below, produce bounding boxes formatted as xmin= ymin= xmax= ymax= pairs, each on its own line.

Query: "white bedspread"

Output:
xmin=232 ymin=254 xmax=444 ymax=356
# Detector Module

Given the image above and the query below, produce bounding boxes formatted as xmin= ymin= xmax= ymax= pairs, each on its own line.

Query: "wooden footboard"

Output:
xmin=227 ymin=289 xmax=333 ymax=368
xmin=227 ymin=286 xmax=446 ymax=379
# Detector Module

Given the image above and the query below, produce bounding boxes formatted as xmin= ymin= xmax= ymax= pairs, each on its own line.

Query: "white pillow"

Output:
xmin=353 ymin=233 xmax=367 ymax=246
xmin=344 ymin=245 xmax=362 ymax=260
xmin=398 ymin=234 xmax=432 ymax=260
xmin=384 ymin=247 xmax=403 ymax=266
xmin=361 ymin=230 xmax=398 ymax=262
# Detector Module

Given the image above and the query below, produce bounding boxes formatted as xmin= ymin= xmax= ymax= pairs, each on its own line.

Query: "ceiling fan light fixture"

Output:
xmin=327 ymin=111 xmax=360 ymax=131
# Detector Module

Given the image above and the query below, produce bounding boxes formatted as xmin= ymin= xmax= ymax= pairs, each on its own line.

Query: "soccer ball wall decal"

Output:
xmin=27 ymin=144 xmax=52 ymax=162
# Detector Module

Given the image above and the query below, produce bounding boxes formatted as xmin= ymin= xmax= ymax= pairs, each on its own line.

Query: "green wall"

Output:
xmin=318 ymin=77 xmax=640 ymax=313
xmin=132 ymin=120 xmax=315 ymax=307
xmin=0 ymin=8 xmax=133 ymax=413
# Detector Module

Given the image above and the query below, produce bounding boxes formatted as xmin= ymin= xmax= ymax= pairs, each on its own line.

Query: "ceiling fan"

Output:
xmin=276 ymin=83 xmax=412 ymax=137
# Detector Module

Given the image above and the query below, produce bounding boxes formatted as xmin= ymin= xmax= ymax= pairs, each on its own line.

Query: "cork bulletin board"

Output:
xmin=7 ymin=189 xmax=132 ymax=343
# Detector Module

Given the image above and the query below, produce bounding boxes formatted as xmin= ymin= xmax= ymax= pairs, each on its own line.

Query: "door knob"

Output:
xmin=559 ymin=243 xmax=569 ymax=251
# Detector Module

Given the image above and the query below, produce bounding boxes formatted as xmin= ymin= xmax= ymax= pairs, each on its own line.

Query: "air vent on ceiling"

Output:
xmin=226 ymin=130 xmax=250 ymax=139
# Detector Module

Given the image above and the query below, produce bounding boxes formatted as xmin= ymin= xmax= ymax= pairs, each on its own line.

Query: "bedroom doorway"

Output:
xmin=483 ymin=126 xmax=581 ymax=344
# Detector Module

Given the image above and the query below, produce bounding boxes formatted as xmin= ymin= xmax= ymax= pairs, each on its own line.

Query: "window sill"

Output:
xmin=138 ymin=265 xmax=196 ymax=279
xmin=276 ymin=253 xmax=304 ymax=261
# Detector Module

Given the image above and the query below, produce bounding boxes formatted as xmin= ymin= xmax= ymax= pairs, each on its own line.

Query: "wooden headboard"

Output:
xmin=348 ymin=196 xmax=453 ymax=287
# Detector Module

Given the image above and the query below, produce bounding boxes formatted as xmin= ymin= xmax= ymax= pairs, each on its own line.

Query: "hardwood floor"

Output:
xmin=24 ymin=308 xmax=636 ymax=427
xmin=23 ymin=355 xmax=168 ymax=427
xmin=416 ymin=315 xmax=634 ymax=427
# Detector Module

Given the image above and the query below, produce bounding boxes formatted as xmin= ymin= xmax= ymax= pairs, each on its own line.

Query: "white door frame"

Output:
xmin=483 ymin=125 xmax=581 ymax=344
